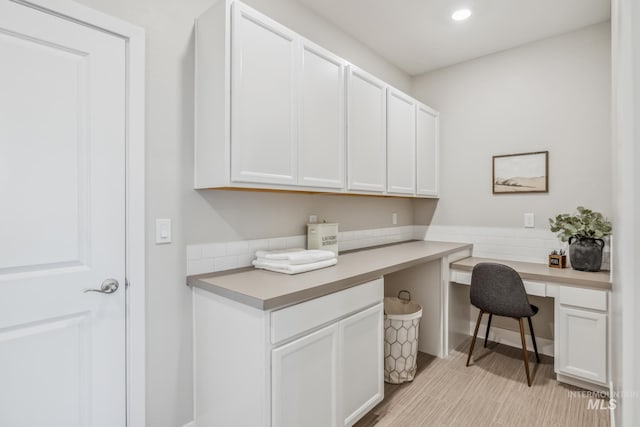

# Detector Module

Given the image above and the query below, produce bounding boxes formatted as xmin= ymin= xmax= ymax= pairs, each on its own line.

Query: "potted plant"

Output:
xmin=549 ymin=206 xmax=612 ymax=272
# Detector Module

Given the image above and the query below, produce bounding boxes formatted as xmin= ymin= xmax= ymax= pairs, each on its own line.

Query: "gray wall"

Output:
xmin=412 ymin=23 xmax=611 ymax=342
xmin=411 ymin=23 xmax=612 ymax=228
xmin=192 ymin=191 xmax=414 ymax=241
xmin=74 ymin=0 xmax=411 ymax=425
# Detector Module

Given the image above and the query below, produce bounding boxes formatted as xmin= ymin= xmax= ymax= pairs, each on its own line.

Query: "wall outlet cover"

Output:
xmin=156 ymin=218 xmax=172 ymax=244
xmin=524 ymin=213 xmax=535 ymax=228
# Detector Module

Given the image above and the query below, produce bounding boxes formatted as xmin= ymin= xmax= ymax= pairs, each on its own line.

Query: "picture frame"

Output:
xmin=492 ymin=151 xmax=549 ymax=194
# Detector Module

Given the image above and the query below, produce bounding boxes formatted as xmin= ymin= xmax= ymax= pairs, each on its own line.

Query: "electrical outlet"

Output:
xmin=308 ymin=214 xmax=317 ymax=224
xmin=392 ymin=212 xmax=398 ymax=225
xmin=524 ymin=213 xmax=535 ymax=228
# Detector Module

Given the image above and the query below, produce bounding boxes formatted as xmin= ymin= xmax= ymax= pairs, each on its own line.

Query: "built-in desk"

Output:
xmin=449 ymin=257 xmax=612 ymax=392
xmin=188 ymin=241 xmax=472 ymax=427
xmin=189 ymin=244 xmax=611 ymax=426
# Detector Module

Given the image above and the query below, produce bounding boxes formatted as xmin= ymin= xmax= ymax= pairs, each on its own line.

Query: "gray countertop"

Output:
xmin=451 ymin=257 xmax=612 ymax=290
xmin=188 ymin=240 xmax=472 ymax=310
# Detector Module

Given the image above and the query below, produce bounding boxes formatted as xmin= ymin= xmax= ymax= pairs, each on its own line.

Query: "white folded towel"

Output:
xmin=253 ymin=257 xmax=338 ymax=275
xmin=255 ymin=248 xmax=336 ymax=265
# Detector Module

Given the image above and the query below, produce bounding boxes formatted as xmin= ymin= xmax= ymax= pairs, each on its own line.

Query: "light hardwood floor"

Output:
xmin=355 ymin=339 xmax=611 ymax=427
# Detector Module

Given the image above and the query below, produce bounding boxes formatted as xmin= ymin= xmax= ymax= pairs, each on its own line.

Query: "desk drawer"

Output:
xmin=450 ymin=270 xmax=471 ymax=285
xmin=450 ymin=270 xmax=546 ymax=297
xmin=523 ymin=280 xmax=546 ymax=297
xmin=271 ymin=278 xmax=383 ymax=344
xmin=558 ymin=286 xmax=607 ymax=311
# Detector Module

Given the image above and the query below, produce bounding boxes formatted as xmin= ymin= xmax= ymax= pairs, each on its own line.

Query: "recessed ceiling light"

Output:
xmin=451 ymin=8 xmax=472 ymax=21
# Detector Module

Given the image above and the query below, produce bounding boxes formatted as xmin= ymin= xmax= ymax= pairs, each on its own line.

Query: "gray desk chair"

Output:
xmin=465 ymin=262 xmax=540 ymax=386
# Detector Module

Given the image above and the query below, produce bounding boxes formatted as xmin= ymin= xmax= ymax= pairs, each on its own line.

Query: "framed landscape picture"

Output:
xmin=492 ymin=151 xmax=548 ymax=194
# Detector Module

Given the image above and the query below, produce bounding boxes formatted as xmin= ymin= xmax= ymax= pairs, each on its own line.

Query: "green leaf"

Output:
xmin=548 ymin=206 xmax=612 ymax=241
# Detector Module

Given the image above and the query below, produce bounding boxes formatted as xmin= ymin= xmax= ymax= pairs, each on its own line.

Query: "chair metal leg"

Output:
xmin=467 ymin=310 xmax=484 ymax=367
xmin=484 ymin=313 xmax=493 ymax=348
xmin=527 ymin=316 xmax=540 ymax=363
xmin=518 ymin=318 xmax=532 ymax=386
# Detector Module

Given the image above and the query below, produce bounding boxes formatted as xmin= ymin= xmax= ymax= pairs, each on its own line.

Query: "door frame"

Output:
xmin=10 ymin=1 xmax=146 ymax=425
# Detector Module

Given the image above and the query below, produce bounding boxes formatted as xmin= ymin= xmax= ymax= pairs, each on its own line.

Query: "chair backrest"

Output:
xmin=470 ymin=262 xmax=534 ymax=318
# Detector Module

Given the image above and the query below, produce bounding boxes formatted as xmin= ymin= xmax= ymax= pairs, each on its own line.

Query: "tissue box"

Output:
xmin=307 ymin=223 xmax=339 ymax=255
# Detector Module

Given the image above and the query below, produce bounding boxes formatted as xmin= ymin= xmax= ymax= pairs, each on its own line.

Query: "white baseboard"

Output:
xmin=556 ymin=373 xmax=609 ymax=393
xmin=472 ymin=322 xmax=555 ymax=357
xmin=181 ymin=421 xmax=195 ymax=427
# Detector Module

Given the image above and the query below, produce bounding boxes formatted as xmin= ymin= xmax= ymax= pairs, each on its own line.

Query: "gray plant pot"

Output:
xmin=569 ymin=236 xmax=604 ymax=272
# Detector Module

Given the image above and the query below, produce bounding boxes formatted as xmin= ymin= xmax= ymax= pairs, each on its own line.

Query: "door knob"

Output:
xmin=84 ymin=278 xmax=119 ymax=294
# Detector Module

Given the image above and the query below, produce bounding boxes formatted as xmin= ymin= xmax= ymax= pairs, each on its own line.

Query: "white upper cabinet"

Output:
xmin=231 ymin=3 xmax=298 ymax=185
xmin=298 ymin=41 xmax=345 ymax=188
xmin=416 ymin=104 xmax=439 ymax=196
xmin=347 ymin=67 xmax=387 ymax=193
xmin=195 ymin=0 xmax=440 ymax=197
xmin=387 ymin=89 xmax=416 ymax=195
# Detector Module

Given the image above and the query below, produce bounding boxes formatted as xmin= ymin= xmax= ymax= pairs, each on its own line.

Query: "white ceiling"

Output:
xmin=296 ymin=0 xmax=611 ymax=76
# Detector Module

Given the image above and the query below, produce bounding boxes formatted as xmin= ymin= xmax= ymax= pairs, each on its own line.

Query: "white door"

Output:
xmin=231 ymin=2 xmax=298 ymax=185
xmin=272 ymin=323 xmax=339 ymax=427
xmin=298 ymin=41 xmax=345 ymax=189
xmin=340 ymin=304 xmax=384 ymax=427
xmin=387 ymin=89 xmax=416 ymax=195
xmin=347 ymin=67 xmax=387 ymax=193
xmin=0 ymin=2 xmax=126 ymax=426
xmin=416 ymin=104 xmax=439 ymax=196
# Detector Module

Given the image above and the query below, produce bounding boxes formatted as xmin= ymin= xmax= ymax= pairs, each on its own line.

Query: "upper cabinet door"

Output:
xmin=298 ymin=41 xmax=345 ymax=189
xmin=231 ymin=3 xmax=298 ymax=185
xmin=387 ymin=89 xmax=416 ymax=195
xmin=347 ymin=67 xmax=387 ymax=193
xmin=416 ymin=104 xmax=439 ymax=196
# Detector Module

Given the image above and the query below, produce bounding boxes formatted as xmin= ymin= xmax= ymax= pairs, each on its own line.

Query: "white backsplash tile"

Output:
xmin=213 ymin=255 xmax=238 ymax=272
xmin=424 ymin=224 xmax=611 ymax=270
xmin=201 ymin=243 xmax=225 ymax=259
xmin=268 ymin=237 xmax=289 ymax=250
xmin=248 ymin=239 xmax=269 ymax=252
xmin=186 ymin=225 xmax=419 ymax=275
xmin=186 ymin=245 xmax=202 ymax=261
xmin=226 ymin=240 xmax=249 ymax=256
xmin=286 ymin=235 xmax=306 ymax=249
xmin=185 ymin=224 xmax=612 ymax=275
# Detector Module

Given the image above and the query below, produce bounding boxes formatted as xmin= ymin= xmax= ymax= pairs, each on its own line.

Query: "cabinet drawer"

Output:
xmin=558 ymin=286 xmax=607 ymax=311
xmin=450 ymin=270 xmax=546 ymax=297
xmin=271 ymin=278 xmax=383 ymax=344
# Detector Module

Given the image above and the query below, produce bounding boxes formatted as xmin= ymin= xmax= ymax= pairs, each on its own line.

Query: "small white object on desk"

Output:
xmin=307 ymin=223 xmax=339 ymax=255
xmin=253 ymin=248 xmax=338 ymax=274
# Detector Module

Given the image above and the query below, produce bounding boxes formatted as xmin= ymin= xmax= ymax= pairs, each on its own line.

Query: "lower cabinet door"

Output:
xmin=272 ymin=323 xmax=339 ymax=427
xmin=340 ymin=303 xmax=384 ymax=426
xmin=556 ymin=305 xmax=607 ymax=384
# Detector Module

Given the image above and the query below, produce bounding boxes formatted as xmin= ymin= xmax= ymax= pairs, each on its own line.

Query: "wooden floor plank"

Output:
xmin=355 ymin=338 xmax=611 ymax=427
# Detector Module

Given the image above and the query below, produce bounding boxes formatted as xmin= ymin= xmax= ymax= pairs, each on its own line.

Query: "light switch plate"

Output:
xmin=156 ymin=218 xmax=172 ymax=244
xmin=524 ymin=213 xmax=535 ymax=228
